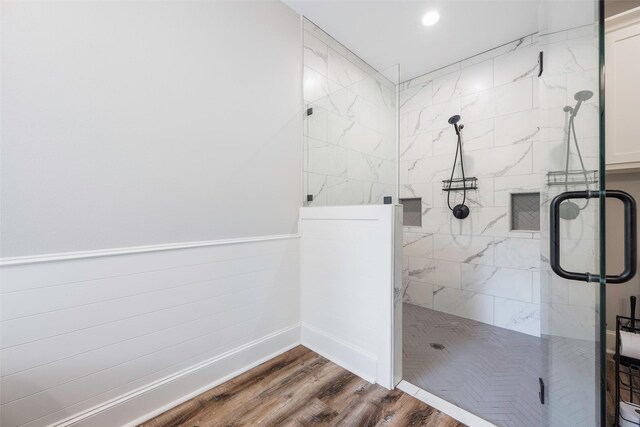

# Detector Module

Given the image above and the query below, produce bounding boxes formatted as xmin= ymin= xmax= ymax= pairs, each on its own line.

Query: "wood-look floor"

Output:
xmin=139 ymin=345 xmax=465 ymax=427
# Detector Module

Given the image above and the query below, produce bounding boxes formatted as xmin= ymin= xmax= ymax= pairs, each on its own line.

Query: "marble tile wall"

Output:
xmin=303 ymin=19 xmax=397 ymax=206
xmin=400 ymin=25 xmax=600 ymax=339
xmin=399 ymin=35 xmax=544 ymax=337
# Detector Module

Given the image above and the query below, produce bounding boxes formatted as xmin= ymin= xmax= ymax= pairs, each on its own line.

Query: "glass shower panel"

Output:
xmin=538 ymin=1 xmax=602 ymax=425
xmin=303 ymin=18 xmax=397 ymax=206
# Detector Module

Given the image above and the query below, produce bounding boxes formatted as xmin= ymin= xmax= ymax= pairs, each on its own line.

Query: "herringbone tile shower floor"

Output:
xmin=403 ymin=303 xmax=600 ymax=427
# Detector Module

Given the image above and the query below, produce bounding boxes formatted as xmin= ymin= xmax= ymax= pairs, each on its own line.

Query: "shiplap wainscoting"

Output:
xmin=0 ymin=238 xmax=300 ymax=427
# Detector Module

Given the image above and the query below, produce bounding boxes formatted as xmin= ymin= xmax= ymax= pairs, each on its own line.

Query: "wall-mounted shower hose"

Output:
xmin=559 ymin=90 xmax=593 ymax=220
xmin=447 ymin=115 xmax=470 ymax=220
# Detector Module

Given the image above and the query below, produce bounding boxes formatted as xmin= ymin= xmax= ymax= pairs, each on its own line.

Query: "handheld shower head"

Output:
xmin=571 ymin=90 xmax=593 ymax=117
xmin=448 ymin=115 xmax=462 ymax=135
xmin=574 ymin=90 xmax=594 ymax=102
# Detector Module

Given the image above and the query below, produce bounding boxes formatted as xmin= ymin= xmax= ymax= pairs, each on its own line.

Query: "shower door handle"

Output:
xmin=549 ymin=190 xmax=637 ymax=283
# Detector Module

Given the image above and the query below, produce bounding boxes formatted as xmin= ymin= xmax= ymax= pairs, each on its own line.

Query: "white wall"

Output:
xmin=0 ymin=0 xmax=302 ymax=257
xmin=0 ymin=1 xmax=304 ymax=426
xmin=299 ymin=205 xmax=400 ymax=389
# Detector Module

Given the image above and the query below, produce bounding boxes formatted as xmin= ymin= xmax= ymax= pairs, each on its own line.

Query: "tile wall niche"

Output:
xmin=303 ymin=19 xmax=397 ymax=206
xmin=399 ymin=35 xmax=544 ymax=337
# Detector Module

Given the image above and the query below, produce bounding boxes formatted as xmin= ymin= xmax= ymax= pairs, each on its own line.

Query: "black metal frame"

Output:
xmin=615 ymin=315 xmax=640 ymax=426
xmin=550 ymin=190 xmax=637 ymax=283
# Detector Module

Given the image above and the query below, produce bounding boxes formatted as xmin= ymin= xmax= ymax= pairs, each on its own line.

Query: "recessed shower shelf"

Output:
xmin=442 ymin=177 xmax=478 ymax=192
xmin=546 ymin=170 xmax=598 ymax=186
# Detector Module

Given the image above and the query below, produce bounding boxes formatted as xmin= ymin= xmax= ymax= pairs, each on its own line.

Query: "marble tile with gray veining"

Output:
xmin=493 ymin=237 xmax=540 ymax=270
xmin=460 ymin=35 xmax=533 ymax=69
xmin=347 ymin=150 xmax=383 ymax=182
xmin=326 ymin=176 xmax=364 ymax=206
xmin=494 ymin=174 xmax=544 ymax=206
xmin=365 ymin=182 xmax=394 ymax=205
xmin=432 ymin=234 xmax=495 ymax=265
xmin=404 ymin=99 xmax=461 ymax=136
xmin=406 ymin=154 xmax=453 ymax=184
xmin=314 ymin=86 xmax=359 ymax=118
xmin=327 ymin=113 xmax=360 ymax=148
xmin=420 ymin=207 xmax=509 ymax=237
xmin=327 ymin=48 xmax=364 ymax=88
xmin=403 ymin=232 xmax=434 ymax=258
xmin=400 ymin=182 xmax=433 ymax=211
xmin=304 ymin=66 xmax=333 ymax=103
xmin=494 ymin=109 xmax=539 ymax=147
xmin=432 ymin=60 xmax=493 ymax=104
xmin=305 ymin=172 xmax=329 ymax=206
xmin=408 ymin=257 xmax=461 ymax=288
xmin=302 ymin=18 xmax=397 ymax=208
xmin=543 ymin=35 xmax=598 ymax=77
xmin=461 ymin=264 xmax=533 ymax=302
xmin=403 ymin=280 xmax=434 ymax=308
xmin=305 ymin=104 xmax=328 ymax=142
xmin=540 ymin=301 xmax=597 ymax=340
xmin=401 ymin=62 xmax=461 ymax=90
xmin=459 ymin=118 xmax=494 ymax=152
xmin=400 ymin=133 xmax=432 ymax=161
xmin=493 ymin=45 xmax=539 ymax=87
xmin=306 ymin=138 xmax=348 ymax=177
xmin=460 ymin=88 xmax=495 ymax=122
xmin=464 ymin=143 xmax=533 ymax=178
xmin=494 ymin=77 xmax=534 ymax=116
xmin=430 ymin=126 xmax=457 ymax=156
xmin=494 ymin=297 xmax=540 ymax=336
xmin=433 ymin=287 xmax=495 ymax=324
xmin=538 ymin=74 xmax=568 ymax=109
xmin=303 ymin=31 xmax=328 ymax=77
xmin=400 ymin=82 xmax=432 ymax=112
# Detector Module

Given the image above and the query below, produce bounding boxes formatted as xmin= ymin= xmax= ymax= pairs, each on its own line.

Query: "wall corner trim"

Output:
xmin=0 ymin=233 xmax=301 ymax=267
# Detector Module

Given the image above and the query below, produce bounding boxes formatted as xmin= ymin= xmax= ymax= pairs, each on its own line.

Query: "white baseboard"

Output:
xmin=55 ymin=324 xmax=301 ymax=427
xmin=300 ymin=323 xmax=377 ymax=385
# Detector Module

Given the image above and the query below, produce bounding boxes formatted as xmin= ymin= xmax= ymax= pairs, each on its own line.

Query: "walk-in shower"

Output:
xmin=399 ymin=4 xmax=608 ymax=423
xmin=299 ymin=1 xmax=618 ymax=425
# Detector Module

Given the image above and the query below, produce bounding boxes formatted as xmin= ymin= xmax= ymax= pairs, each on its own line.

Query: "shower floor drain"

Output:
xmin=429 ymin=343 xmax=445 ymax=350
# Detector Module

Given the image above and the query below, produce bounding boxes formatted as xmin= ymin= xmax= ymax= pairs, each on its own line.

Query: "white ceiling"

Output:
xmin=283 ymin=0 xmax=540 ymax=82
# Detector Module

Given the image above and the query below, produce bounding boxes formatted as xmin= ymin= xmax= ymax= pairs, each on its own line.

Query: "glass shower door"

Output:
xmin=539 ymin=1 xmax=636 ymax=426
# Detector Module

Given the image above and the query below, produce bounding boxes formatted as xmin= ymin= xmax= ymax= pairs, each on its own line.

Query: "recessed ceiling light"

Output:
xmin=422 ymin=10 xmax=440 ymax=26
